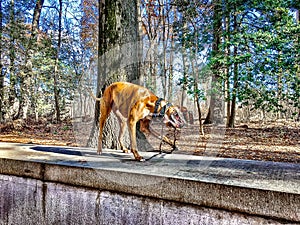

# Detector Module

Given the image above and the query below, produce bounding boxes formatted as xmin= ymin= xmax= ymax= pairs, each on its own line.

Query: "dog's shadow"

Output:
xmin=30 ymin=146 xmax=177 ymax=163
xmin=31 ymin=146 xmax=86 ymax=156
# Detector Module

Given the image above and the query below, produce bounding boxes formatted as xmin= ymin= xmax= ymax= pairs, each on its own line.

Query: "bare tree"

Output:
xmin=0 ymin=0 xmax=4 ymax=122
xmin=204 ymin=0 xmax=223 ymax=125
xmin=19 ymin=0 xmax=44 ymax=119
xmin=296 ymin=8 xmax=300 ymax=121
xmin=53 ymin=0 xmax=63 ymax=123
xmin=228 ymin=9 xmax=238 ymax=127
xmin=8 ymin=0 xmax=16 ymax=119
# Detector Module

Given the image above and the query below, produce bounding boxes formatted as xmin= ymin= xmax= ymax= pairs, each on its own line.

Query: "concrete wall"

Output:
xmin=0 ymin=175 xmax=284 ymax=225
xmin=0 ymin=143 xmax=299 ymax=224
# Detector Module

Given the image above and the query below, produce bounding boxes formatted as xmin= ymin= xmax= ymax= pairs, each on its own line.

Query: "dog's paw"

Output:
xmin=139 ymin=158 xmax=146 ymax=162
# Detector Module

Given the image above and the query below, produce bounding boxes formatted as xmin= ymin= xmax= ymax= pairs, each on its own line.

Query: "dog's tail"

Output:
xmin=88 ymin=89 xmax=102 ymax=102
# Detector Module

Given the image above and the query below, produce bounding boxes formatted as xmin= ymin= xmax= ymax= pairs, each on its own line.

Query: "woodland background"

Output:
xmin=0 ymin=0 xmax=299 ymax=162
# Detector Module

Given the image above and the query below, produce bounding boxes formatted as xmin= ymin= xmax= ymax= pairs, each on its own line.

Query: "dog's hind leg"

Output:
xmin=115 ymin=110 xmax=129 ymax=153
xmin=97 ymin=99 xmax=111 ymax=154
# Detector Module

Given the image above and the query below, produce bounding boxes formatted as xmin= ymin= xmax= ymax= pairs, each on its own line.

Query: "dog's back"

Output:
xmin=103 ymin=82 xmax=156 ymax=118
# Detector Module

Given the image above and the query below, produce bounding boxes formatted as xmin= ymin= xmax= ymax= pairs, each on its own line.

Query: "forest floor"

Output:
xmin=0 ymin=119 xmax=299 ymax=163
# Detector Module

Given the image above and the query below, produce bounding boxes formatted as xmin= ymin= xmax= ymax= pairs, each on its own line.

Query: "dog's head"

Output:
xmin=164 ymin=105 xmax=185 ymax=129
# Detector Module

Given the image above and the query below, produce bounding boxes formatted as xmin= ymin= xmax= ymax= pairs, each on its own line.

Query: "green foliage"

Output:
xmin=1 ymin=0 xmax=299 ymax=121
xmin=173 ymin=0 xmax=299 ymax=119
xmin=0 ymin=0 xmax=83 ymax=120
xmin=236 ymin=5 xmax=299 ymax=115
xmin=178 ymin=76 xmax=206 ymax=101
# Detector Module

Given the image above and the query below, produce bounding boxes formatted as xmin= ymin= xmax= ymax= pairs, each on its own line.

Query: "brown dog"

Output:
xmin=90 ymin=81 xmax=185 ymax=161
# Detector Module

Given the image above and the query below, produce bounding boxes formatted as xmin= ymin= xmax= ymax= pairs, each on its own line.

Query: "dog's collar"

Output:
xmin=152 ymin=98 xmax=172 ymax=118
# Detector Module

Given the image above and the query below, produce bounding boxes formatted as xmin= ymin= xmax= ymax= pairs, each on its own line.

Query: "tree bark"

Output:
xmin=224 ymin=5 xmax=231 ymax=127
xmin=88 ymin=0 xmax=151 ymax=151
xmin=180 ymin=19 xmax=188 ymax=108
xmin=191 ymin=60 xmax=204 ymax=135
xmin=180 ymin=49 xmax=188 ymax=108
xmin=167 ymin=5 xmax=176 ymax=102
xmin=228 ymin=11 xmax=238 ymax=128
xmin=53 ymin=0 xmax=63 ymax=123
xmin=190 ymin=19 xmax=204 ymax=135
xmin=8 ymin=0 xmax=17 ymax=119
xmin=159 ymin=0 xmax=172 ymax=99
xmin=228 ymin=45 xmax=238 ymax=127
xmin=19 ymin=0 xmax=44 ymax=119
xmin=296 ymin=9 xmax=300 ymax=121
xmin=204 ymin=0 xmax=223 ymax=125
xmin=0 ymin=1 xmax=4 ymax=121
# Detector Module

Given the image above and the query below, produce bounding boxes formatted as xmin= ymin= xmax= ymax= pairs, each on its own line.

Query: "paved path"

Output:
xmin=0 ymin=142 xmax=299 ymax=194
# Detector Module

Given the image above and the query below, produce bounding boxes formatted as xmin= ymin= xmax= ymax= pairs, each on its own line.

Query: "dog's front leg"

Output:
xmin=148 ymin=127 xmax=176 ymax=149
xmin=140 ymin=119 xmax=175 ymax=148
xmin=128 ymin=116 xmax=145 ymax=162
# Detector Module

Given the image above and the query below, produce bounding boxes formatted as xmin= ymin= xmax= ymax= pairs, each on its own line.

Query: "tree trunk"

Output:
xmin=295 ymin=9 xmax=300 ymax=121
xmin=224 ymin=6 xmax=231 ymax=127
xmin=0 ymin=1 xmax=4 ymax=122
xmin=88 ymin=0 xmax=151 ymax=151
xmin=53 ymin=0 xmax=63 ymax=123
xmin=195 ymin=92 xmax=204 ymax=135
xmin=168 ymin=28 xmax=175 ymax=102
xmin=204 ymin=0 xmax=223 ymax=125
xmin=8 ymin=0 xmax=17 ymax=119
xmin=167 ymin=5 xmax=176 ymax=102
xmin=141 ymin=0 xmax=160 ymax=92
xmin=180 ymin=50 xmax=187 ymax=108
xmin=137 ymin=0 xmax=143 ymax=84
xmin=228 ymin=46 xmax=238 ymax=127
xmin=159 ymin=0 xmax=172 ymax=100
xmin=228 ymin=12 xmax=238 ymax=128
xmin=180 ymin=18 xmax=188 ymax=108
xmin=190 ymin=19 xmax=204 ymax=135
xmin=277 ymin=62 xmax=283 ymax=119
xmin=191 ymin=60 xmax=204 ymax=135
xmin=19 ymin=0 xmax=44 ymax=119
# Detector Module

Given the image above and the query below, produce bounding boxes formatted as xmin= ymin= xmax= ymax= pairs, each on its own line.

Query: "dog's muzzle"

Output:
xmin=153 ymin=98 xmax=185 ymax=129
xmin=166 ymin=111 xmax=185 ymax=129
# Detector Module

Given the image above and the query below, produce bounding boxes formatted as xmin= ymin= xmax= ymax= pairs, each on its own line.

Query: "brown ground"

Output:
xmin=176 ymin=122 xmax=300 ymax=163
xmin=0 ymin=119 xmax=299 ymax=163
